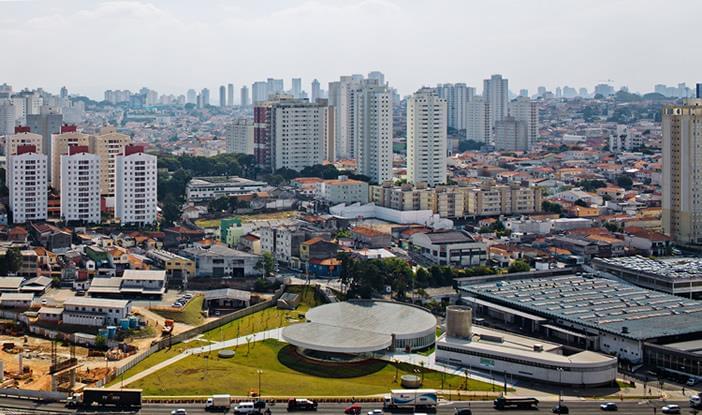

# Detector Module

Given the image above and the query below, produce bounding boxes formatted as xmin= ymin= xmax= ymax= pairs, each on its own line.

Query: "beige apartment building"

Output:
xmin=89 ymin=126 xmax=130 ymax=196
xmin=662 ymin=99 xmax=702 ymax=244
xmin=51 ymin=129 xmax=90 ymax=190
xmin=370 ymin=182 xmax=542 ymax=218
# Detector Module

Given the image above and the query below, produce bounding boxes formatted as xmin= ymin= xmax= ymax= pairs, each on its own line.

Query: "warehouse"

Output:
xmin=282 ymin=300 xmax=436 ymax=355
xmin=435 ymin=306 xmax=617 ymax=387
xmin=592 ymin=255 xmax=702 ymax=299
xmin=458 ymin=274 xmax=702 ymax=371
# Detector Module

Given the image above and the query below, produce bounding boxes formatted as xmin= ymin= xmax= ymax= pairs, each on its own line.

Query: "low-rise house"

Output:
xmin=62 ymin=297 xmax=131 ymax=327
xmin=164 ymin=226 xmax=206 ymax=249
xmin=181 ymin=244 xmax=260 ymax=277
xmin=622 ymin=227 xmax=672 ymax=256
xmin=0 ymin=292 xmax=33 ymax=309
xmin=351 ymin=226 xmax=391 ymax=248
xmin=409 ymin=230 xmax=487 ymax=267
xmin=20 ymin=276 xmax=52 ymax=294
xmin=145 ymin=250 xmax=195 ymax=288
xmin=203 ymin=288 xmax=251 ymax=312
xmin=87 ymin=270 xmax=166 ymax=298
xmin=37 ymin=306 xmax=62 ymax=322
xmin=0 ymin=277 xmax=23 ymax=292
xmin=29 ymin=223 xmax=71 ymax=252
xmin=239 ymin=233 xmax=261 ymax=255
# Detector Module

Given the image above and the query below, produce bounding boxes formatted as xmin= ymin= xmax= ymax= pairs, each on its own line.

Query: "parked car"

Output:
xmin=454 ymin=409 xmax=472 ymax=415
xmin=367 ymin=410 xmax=382 ymax=415
xmin=171 ymin=409 xmax=188 ymax=415
xmin=234 ymin=402 xmax=257 ymax=414
xmin=345 ymin=404 xmax=362 ymax=415
xmin=662 ymin=405 xmax=681 ymax=414
xmin=600 ymin=402 xmax=618 ymax=411
xmin=552 ymin=404 xmax=569 ymax=414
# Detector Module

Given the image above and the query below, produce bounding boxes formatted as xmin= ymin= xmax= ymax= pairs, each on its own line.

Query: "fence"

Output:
xmin=96 ymin=285 xmax=286 ymax=388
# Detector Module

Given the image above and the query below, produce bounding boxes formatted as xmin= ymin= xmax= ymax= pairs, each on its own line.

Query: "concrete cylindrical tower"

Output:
xmin=446 ymin=305 xmax=472 ymax=338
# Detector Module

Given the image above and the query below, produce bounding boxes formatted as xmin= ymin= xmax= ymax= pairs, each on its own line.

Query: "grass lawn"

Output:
xmin=131 ymin=339 xmax=494 ymax=396
xmin=151 ymin=296 xmax=205 ymax=326
xmin=106 ymin=346 xmax=183 ymax=387
xmin=201 ymin=285 xmax=321 ymax=342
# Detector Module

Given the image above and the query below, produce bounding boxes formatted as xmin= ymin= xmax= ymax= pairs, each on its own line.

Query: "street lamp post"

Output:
xmin=557 ymin=367 xmax=564 ymax=408
xmin=257 ymin=369 xmax=263 ymax=398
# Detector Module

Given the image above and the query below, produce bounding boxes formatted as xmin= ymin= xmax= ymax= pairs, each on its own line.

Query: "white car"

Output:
xmin=662 ymin=404 xmax=681 ymax=414
xmin=171 ymin=409 xmax=187 ymax=415
xmin=367 ymin=410 xmax=383 ymax=415
xmin=234 ymin=401 xmax=257 ymax=414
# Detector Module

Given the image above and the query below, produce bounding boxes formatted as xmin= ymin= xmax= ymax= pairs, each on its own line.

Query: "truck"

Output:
xmin=493 ymin=396 xmax=539 ymax=410
xmin=205 ymin=394 xmax=231 ymax=411
xmin=287 ymin=398 xmax=318 ymax=411
xmin=383 ymin=389 xmax=437 ymax=411
xmin=65 ymin=388 xmax=142 ymax=410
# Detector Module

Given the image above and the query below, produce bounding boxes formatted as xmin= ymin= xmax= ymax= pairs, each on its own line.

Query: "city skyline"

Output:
xmin=1 ymin=0 xmax=700 ymax=99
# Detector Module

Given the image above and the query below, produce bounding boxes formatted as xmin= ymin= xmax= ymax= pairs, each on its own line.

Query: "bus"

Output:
xmin=493 ymin=396 xmax=539 ymax=410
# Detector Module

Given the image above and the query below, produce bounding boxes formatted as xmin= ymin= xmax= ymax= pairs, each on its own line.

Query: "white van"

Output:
xmin=234 ymin=402 xmax=257 ymax=415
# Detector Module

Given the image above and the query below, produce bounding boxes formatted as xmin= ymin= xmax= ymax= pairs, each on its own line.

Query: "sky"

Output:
xmin=1 ymin=0 xmax=700 ymax=100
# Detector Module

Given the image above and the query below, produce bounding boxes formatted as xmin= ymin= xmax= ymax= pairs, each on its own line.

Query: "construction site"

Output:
xmin=0 ymin=305 xmax=175 ymax=394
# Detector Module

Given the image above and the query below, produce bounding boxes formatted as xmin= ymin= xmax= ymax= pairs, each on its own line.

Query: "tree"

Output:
xmin=542 ymin=200 xmax=563 ymax=214
xmin=160 ymin=194 xmax=181 ymax=227
xmin=0 ymin=248 xmax=22 ymax=275
xmin=580 ymin=179 xmax=607 ymax=192
xmin=615 ymin=175 xmax=634 ymax=190
xmin=255 ymin=252 xmax=276 ymax=278
xmin=458 ymin=140 xmax=483 ymax=152
xmin=508 ymin=260 xmax=531 ymax=273
xmin=335 ymin=229 xmax=352 ymax=239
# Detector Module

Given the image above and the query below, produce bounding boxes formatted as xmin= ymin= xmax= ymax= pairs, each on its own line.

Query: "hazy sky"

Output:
xmin=1 ymin=0 xmax=699 ymax=100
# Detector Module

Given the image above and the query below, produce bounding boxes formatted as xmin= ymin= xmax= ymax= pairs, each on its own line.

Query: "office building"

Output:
xmin=508 ymin=96 xmax=538 ymax=145
xmin=483 ymin=74 xmax=508 ymax=132
xmin=219 ymin=85 xmax=226 ymax=107
xmin=254 ymin=97 xmax=327 ymax=172
xmin=50 ymin=124 xmax=90 ymax=190
xmin=350 ymin=80 xmax=394 ymax=183
xmin=662 ymin=99 xmax=702 ymax=244
xmin=436 ymin=83 xmax=474 ymax=131
xmin=0 ymin=101 xmax=15 ymax=136
xmin=465 ymin=96 xmax=491 ymax=143
xmin=115 ymin=145 xmax=157 ymax=226
xmin=240 ymin=85 xmax=249 ymax=107
xmin=226 ymin=118 xmax=254 ymax=155
xmin=251 ymin=82 xmax=267 ymax=104
xmin=89 ymin=126 xmax=130 ymax=196
xmin=9 ymin=145 xmax=47 ymax=223
xmin=186 ymin=89 xmax=197 ymax=105
xmin=407 ymin=88 xmax=447 ymax=186
xmin=367 ymin=71 xmax=385 ymax=86
xmin=200 ymin=88 xmax=210 ymax=108
xmin=227 ymin=83 xmax=234 ymax=107
xmin=495 ymin=116 xmax=529 ymax=151
xmin=291 ymin=78 xmax=302 ymax=98
xmin=26 ymin=107 xmax=62 ymax=179
xmin=267 ymin=78 xmax=284 ymax=97
xmin=311 ymin=79 xmax=321 ymax=102
xmin=60 ymin=145 xmax=100 ymax=223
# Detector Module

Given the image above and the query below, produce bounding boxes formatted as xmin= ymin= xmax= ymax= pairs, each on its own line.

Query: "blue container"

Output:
xmin=106 ymin=326 xmax=117 ymax=338
xmin=98 ymin=328 xmax=109 ymax=338
xmin=119 ymin=319 xmax=130 ymax=330
xmin=128 ymin=316 xmax=139 ymax=329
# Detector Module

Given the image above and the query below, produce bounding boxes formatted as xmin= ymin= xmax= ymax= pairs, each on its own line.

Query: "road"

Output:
xmin=0 ymin=399 xmax=693 ymax=415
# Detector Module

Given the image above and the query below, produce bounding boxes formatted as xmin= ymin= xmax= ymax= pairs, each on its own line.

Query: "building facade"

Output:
xmin=60 ymin=145 xmax=100 ymax=223
xmin=89 ymin=126 xmax=130 ymax=196
xmin=407 ymin=88 xmax=448 ymax=186
xmin=226 ymin=118 xmax=254 ymax=155
xmin=115 ymin=145 xmax=157 ymax=226
xmin=50 ymin=125 xmax=90 ymax=190
xmin=9 ymin=145 xmax=48 ymax=223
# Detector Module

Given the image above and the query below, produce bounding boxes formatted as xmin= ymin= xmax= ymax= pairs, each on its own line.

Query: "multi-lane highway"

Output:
xmin=0 ymin=398 xmax=693 ymax=415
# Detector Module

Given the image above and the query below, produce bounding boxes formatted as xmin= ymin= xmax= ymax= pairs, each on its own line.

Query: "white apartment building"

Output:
xmin=226 ymin=118 xmax=254 ymax=155
xmin=609 ymin=125 xmax=643 ymax=153
xmin=483 ymin=74 xmax=509 ymax=132
xmin=330 ymin=75 xmax=364 ymax=159
xmin=662 ymin=99 xmax=702 ymax=244
xmin=51 ymin=128 xmax=90 ymax=190
xmin=495 ymin=116 xmax=530 ymax=151
xmin=465 ymin=97 xmax=491 ymax=143
xmin=508 ymin=96 xmax=538 ymax=146
xmin=407 ymin=88 xmax=448 ymax=186
xmin=436 ymin=83 xmax=475 ymax=131
xmin=60 ymin=146 xmax=100 ymax=223
xmin=319 ymin=176 xmax=369 ymax=204
xmin=351 ymin=80 xmax=394 ymax=183
xmin=272 ymin=98 xmax=327 ymax=172
xmin=8 ymin=145 xmax=47 ymax=223
xmin=115 ymin=145 xmax=157 ymax=226
xmin=89 ymin=126 xmax=130 ymax=197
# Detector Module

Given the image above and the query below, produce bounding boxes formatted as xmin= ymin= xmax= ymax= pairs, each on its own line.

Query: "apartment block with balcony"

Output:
xmin=8 ymin=145 xmax=47 ymax=223
xmin=115 ymin=145 xmax=157 ymax=226
xmin=60 ymin=145 xmax=100 ymax=223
